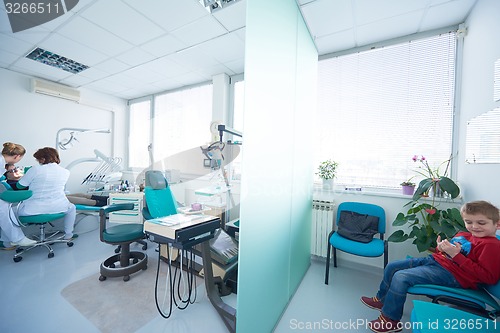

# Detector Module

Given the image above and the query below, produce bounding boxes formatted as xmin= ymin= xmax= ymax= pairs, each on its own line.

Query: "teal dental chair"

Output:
xmin=408 ymin=281 xmax=500 ymax=319
xmin=142 ymin=170 xmax=178 ymax=220
xmin=408 ymin=236 xmax=500 ymax=320
xmin=325 ymin=202 xmax=388 ymax=284
xmin=99 ymin=203 xmax=148 ymax=282
xmin=0 ymin=185 xmax=74 ymax=262
xmin=411 ymin=300 xmax=497 ymax=332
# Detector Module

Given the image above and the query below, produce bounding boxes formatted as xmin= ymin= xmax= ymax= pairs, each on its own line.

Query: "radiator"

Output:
xmin=311 ymin=200 xmax=335 ymax=257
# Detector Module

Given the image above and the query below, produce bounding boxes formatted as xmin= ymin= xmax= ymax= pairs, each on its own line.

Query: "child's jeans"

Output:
xmin=376 ymin=255 xmax=461 ymax=321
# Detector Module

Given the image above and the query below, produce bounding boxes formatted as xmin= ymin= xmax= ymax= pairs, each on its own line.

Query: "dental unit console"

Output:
xmin=144 ymin=214 xmax=220 ymax=247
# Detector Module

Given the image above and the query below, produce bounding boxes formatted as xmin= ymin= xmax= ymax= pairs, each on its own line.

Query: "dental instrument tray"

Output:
xmin=144 ymin=214 xmax=220 ymax=247
xmin=177 ymin=206 xmax=212 ymax=215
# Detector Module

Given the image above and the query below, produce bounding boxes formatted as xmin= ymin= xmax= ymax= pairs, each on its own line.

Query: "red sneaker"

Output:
xmin=368 ymin=314 xmax=402 ymax=333
xmin=361 ymin=296 xmax=383 ymax=310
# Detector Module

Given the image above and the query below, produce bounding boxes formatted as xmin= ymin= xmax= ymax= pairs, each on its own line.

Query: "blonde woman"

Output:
xmin=0 ymin=142 xmax=37 ymax=249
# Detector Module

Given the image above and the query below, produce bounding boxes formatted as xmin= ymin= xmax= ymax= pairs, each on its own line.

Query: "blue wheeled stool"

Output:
xmin=14 ymin=212 xmax=73 ymax=262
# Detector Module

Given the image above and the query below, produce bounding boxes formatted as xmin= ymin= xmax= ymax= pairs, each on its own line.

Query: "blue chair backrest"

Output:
xmin=336 ymin=202 xmax=386 ymax=234
xmin=144 ymin=170 xmax=178 ymax=218
xmin=484 ymin=235 xmax=500 ymax=299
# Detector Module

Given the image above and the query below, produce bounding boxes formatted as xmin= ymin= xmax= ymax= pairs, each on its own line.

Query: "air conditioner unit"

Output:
xmin=30 ymin=79 xmax=80 ymax=102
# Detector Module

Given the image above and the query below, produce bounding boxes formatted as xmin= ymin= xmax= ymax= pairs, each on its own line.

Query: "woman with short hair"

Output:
xmin=16 ymin=147 xmax=77 ymax=240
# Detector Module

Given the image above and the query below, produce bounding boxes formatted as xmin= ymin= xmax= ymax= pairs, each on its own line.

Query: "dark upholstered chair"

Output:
xmin=99 ymin=203 xmax=148 ymax=281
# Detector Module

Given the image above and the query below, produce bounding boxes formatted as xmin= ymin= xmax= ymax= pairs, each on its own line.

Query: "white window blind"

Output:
xmin=315 ymin=32 xmax=457 ymax=188
xmin=153 ymin=84 xmax=213 ymax=161
xmin=128 ymin=99 xmax=151 ymax=168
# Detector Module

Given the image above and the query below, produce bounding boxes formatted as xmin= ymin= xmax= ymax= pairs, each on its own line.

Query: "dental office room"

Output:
xmin=1 ymin=0 xmax=500 ymax=332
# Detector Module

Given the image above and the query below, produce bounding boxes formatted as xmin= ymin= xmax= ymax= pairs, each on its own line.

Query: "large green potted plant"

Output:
xmin=388 ymin=155 xmax=466 ymax=252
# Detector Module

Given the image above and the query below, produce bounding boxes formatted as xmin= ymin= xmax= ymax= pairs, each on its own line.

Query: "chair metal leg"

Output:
xmin=325 ymin=242 xmax=331 ymax=285
xmin=333 ymin=247 xmax=337 ymax=267
xmin=383 ymin=240 xmax=388 ymax=268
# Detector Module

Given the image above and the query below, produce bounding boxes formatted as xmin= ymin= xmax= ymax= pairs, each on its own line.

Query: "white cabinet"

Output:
xmin=108 ymin=192 xmax=145 ymax=224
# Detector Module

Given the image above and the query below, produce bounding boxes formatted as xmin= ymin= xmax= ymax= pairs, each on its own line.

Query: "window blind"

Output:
xmin=315 ymin=31 xmax=457 ymax=188
xmin=153 ymin=84 xmax=213 ymax=161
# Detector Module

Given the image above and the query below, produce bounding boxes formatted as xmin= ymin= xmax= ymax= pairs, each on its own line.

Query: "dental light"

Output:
xmin=56 ymin=127 xmax=111 ymax=151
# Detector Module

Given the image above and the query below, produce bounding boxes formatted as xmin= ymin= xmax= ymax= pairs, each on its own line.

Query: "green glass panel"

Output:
xmin=236 ymin=0 xmax=318 ymax=332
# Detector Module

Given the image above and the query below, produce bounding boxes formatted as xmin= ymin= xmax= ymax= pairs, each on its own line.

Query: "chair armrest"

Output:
xmin=99 ymin=203 xmax=135 ymax=242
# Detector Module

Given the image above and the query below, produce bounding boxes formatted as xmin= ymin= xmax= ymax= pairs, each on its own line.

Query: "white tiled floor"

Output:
xmin=0 ymin=215 xmax=415 ymax=333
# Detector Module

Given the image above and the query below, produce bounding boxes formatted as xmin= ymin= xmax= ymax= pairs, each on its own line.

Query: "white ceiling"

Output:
xmin=0 ymin=0 xmax=477 ymax=100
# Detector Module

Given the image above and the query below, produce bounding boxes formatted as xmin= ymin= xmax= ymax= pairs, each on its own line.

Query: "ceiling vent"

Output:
xmin=30 ymin=79 xmax=80 ymax=102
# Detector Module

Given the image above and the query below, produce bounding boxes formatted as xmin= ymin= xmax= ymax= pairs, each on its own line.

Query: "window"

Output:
xmin=153 ymin=84 xmax=213 ymax=161
xmin=315 ymin=32 xmax=457 ymax=188
xmin=128 ymin=99 xmax=151 ymax=168
xmin=230 ymin=79 xmax=245 ymax=179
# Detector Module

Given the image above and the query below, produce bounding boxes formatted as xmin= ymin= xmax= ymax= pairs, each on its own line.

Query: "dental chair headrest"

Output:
xmin=145 ymin=170 xmax=168 ymax=190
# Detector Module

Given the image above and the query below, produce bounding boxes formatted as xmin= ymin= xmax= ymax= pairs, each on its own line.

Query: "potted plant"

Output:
xmin=400 ymin=178 xmax=416 ymax=195
xmin=316 ymin=159 xmax=338 ymax=189
xmin=388 ymin=155 xmax=466 ymax=252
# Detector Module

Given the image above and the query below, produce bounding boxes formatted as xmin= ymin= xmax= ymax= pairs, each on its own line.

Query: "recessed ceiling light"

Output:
xmin=25 ymin=47 xmax=89 ymax=74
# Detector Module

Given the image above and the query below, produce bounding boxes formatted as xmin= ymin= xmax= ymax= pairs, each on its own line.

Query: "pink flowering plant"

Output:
xmin=388 ymin=154 xmax=465 ymax=252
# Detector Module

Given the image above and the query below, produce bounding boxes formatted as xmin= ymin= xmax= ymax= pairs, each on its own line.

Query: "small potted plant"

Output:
xmin=316 ymin=159 xmax=338 ymax=189
xmin=400 ymin=178 xmax=416 ymax=195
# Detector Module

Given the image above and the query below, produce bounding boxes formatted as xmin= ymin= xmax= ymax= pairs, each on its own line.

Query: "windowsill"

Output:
xmin=313 ymin=183 xmax=463 ymax=203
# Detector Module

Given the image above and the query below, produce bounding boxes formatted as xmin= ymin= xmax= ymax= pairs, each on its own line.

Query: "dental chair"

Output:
xmin=99 ymin=203 xmax=148 ymax=282
xmin=411 ymin=300 xmax=497 ymax=332
xmin=142 ymin=170 xmax=178 ymax=220
xmin=1 ymin=183 xmax=74 ymax=262
xmin=408 ymin=234 xmax=500 ymax=320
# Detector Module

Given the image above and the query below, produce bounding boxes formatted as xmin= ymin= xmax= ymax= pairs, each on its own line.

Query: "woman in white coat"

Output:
xmin=16 ymin=147 xmax=76 ymax=240
xmin=0 ymin=142 xmax=37 ymax=248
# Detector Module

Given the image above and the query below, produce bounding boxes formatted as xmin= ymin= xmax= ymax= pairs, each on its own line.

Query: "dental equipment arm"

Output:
xmin=217 ymin=125 xmax=242 ymax=143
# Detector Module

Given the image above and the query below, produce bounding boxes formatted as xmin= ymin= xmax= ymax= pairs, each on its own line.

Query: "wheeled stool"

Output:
xmin=99 ymin=204 xmax=148 ymax=282
xmin=14 ymin=212 xmax=73 ymax=262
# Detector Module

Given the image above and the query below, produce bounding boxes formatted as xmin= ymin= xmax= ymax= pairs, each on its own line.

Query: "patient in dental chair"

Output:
xmin=66 ymin=193 xmax=108 ymax=207
xmin=3 ymin=163 xmax=25 ymax=190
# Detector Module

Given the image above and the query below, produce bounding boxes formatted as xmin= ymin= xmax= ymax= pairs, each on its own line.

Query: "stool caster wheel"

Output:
xmin=123 ymin=275 xmax=130 ymax=282
xmin=99 ymin=275 xmax=107 ymax=281
xmin=16 ymin=248 xmax=23 ymax=253
xmin=13 ymin=256 xmax=22 ymax=262
xmin=67 ymin=242 xmax=73 ymax=247
xmin=142 ymin=245 xmax=147 ymax=250
xmin=48 ymin=252 xmax=54 ymax=258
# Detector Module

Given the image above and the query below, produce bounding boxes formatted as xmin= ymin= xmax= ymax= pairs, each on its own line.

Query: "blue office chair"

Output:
xmin=325 ymin=201 xmax=387 ymax=284
xmin=411 ymin=300 xmax=497 ymax=333
xmin=142 ymin=170 xmax=179 ymax=220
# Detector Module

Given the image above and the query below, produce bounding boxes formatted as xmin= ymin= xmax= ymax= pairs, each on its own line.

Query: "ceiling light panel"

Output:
xmin=25 ymin=47 xmax=89 ymax=74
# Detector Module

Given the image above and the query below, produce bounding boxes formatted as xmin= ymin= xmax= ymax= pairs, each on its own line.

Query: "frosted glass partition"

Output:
xmin=236 ymin=0 xmax=318 ymax=332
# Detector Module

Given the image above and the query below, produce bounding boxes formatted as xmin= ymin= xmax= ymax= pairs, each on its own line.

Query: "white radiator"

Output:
xmin=311 ymin=200 xmax=335 ymax=257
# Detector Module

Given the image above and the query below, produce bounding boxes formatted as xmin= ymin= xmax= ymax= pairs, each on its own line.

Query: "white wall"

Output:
xmin=0 ymin=69 xmax=127 ymax=194
xmin=459 ymin=0 xmax=500 ymax=204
